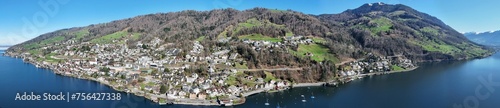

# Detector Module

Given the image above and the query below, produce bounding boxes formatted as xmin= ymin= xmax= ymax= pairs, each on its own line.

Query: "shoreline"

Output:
xmin=4 ymin=52 xmax=420 ymax=106
xmin=238 ymin=66 xmax=420 ymax=101
xmin=4 ymin=52 xmax=239 ymax=106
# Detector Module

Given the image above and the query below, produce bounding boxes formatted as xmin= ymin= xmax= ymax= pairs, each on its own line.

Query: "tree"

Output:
xmin=138 ymin=77 xmax=145 ymax=83
xmin=151 ymin=69 xmax=158 ymax=75
xmin=160 ymin=85 xmax=168 ymax=94
xmin=91 ymin=72 xmax=98 ymax=78
xmin=99 ymin=67 xmax=110 ymax=72
xmin=164 ymin=68 xmax=170 ymax=73
xmin=120 ymin=74 xmax=126 ymax=79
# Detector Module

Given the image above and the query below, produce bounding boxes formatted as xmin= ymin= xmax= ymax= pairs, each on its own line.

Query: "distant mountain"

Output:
xmin=0 ymin=47 xmax=8 ymax=50
xmin=8 ymin=2 xmax=491 ymax=62
xmin=0 ymin=45 xmax=10 ymax=50
xmin=464 ymin=30 xmax=500 ymax=46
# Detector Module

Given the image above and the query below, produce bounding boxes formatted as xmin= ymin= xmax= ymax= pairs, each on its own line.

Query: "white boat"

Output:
xmin=301 ymin=95 xmax=306 ymax=102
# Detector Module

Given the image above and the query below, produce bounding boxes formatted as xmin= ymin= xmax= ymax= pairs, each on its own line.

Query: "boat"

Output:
xmin=301 ymin=95 xmax=306 ymax=102
xmin=311 ymin=92 xmax=315 ymax=99
xmin=276 ymin=103 xmax=280 ymax=108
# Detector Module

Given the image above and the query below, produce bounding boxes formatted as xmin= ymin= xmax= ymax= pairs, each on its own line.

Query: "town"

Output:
xmin=7 ymin=34 xmax=416 ymax=106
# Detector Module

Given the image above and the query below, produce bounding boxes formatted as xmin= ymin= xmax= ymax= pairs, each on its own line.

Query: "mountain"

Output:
xmin=464 ymin=30 xmax=500 ymax=46
xmin=6 ymin=3 xmax=492 ymax=82
xmin=315 ymin=2 xmax=491 ymax=60
xmin=9 ymin=3 xmax=490 ymax=60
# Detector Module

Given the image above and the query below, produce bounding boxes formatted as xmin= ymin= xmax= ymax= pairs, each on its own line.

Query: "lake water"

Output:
xmin=1 ymin=50 xmax=500 ymax=108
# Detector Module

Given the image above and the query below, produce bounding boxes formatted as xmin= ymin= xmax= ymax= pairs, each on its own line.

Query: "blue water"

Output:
xmin=2 ymin=50 xmax=500 ymax=108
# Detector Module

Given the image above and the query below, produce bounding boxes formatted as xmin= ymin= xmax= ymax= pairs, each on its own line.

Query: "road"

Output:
xmin=236 ymin=68 xmax=302 ymax=71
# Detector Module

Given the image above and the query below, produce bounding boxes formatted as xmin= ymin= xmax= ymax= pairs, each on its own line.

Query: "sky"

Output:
xmin=1 ymin=0 xmax=500 ymax=46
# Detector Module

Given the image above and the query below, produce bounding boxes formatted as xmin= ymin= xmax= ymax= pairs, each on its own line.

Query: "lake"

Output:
xmin=1 ymin=50 xmax=500 ymax=108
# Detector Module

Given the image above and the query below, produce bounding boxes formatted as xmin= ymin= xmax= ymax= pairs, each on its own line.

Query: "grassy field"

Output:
xmin=40 ymin=36 xmax=65 ymax=45
xmin=412 ymin=40 xmax=490 ymax=57
xmin=286 ymin=32 xmax=294 ymax=37
xmin=234 ymin=62 xmax=248 ymax=69
xmin=23 ymin=43 xmax=40 ymax=50
xmin=459 ymin=43 xmax=490 ymax=57
xmin=219 ymin=18 xmax=291 ymax=39
xmin=131 ymin=33 xmax=141 ymax=40
xmin=264 ymin=71 xmax=277 ymax=82
xmin=43 ymin=53 xmax=62 ymax=63
xmin=420 ymin=27 xmax=440 ymax=36
xmin=290 ymin=43 xmax=338 ymax=63
xmin=74 ymin=29 xmax=89 ymax=40
xmin=239 ymin=18 xmax=261 ymax=28
xmin=233 ymin=18 xmax=287 ymax=36
xmin=411 ymin=40 xmax=460 ymax=54
xmin=28 ymin=49 xmax=40 ymax=55
xmin=90 ymin=31 xmax=128 ymax=44
xmin=196 ymin=36 xmax=206 ymax=41
xmin=369 ymin=17 xmax=393 ymax=34
xmin=239 ymin=34 xmax=282 ymax=42
xmin=226 ymin=72 xmax=251 ymax=86
xmin=311 ymin=37 xmax=327 ymax=44
xmin=23 ymin=36 xmax=65 ymax=50
xmin=391 ymin=65 xmax=405 ymax=71
xmin=217 ymin=29 xmax=229 ymax=38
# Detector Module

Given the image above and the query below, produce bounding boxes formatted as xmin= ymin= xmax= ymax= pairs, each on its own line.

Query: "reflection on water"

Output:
xmin=239 ymin=53 xmax=500 ymax=108
xmin=1 ymin=52 xmax=500 ymax=108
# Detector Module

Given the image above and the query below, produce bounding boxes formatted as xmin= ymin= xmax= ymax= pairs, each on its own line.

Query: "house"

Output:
xmin=228 ymin=85 xmax=239 ymax=95
xmin=201 ymin=83 xmax=211 ymax=90
xmin=182 ymin=84 xmax=191 ymax=92
xmin=192 ymin=88 xmax=201 ymax=94
xmin=167 ymin=91 xmax=179 ymax=99
xmin=186 ymin=76 xmax=197 ymax=83
xmin=178 ymin=91 xmax=187 ymax=98
xmin=89 ymin=58 xmax=98 ymax=65
xmin=144 ymin=86 xmax=153 ymax=91
xmin=189 ymin=93 xmax=197 ymax=99
xmin=198 ymin=93 xmax=206 ymax=100
xmin=208 ymin=67 xmax=215 ymax=73
xmin=256 ymin=78 xmax=264 ymax=84
xmin=229 ymin=53 xmax=238 ymax=60
xmin=305 ymin=39 xmax=313 ymax=44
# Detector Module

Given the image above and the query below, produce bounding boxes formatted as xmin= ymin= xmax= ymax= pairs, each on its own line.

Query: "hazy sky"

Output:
xmin=1 ymin=0 xmax=499 ymax=45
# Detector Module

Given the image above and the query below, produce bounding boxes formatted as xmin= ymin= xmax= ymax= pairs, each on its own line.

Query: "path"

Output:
xmin=236 ymin=68 xmax=302 ymax=71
